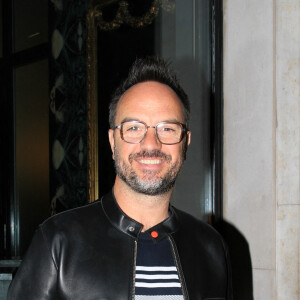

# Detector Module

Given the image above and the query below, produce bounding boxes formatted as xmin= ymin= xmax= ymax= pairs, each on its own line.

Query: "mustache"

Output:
xmin=129 ymin=150 xmax=171 ymax=163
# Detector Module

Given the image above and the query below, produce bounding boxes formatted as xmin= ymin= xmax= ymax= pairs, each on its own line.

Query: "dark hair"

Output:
xmin=109 ymin=57 xmax=190 ymax=128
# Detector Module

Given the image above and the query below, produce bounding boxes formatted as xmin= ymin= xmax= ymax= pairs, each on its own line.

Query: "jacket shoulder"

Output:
xmin=39 ymin=200 xmax=104 ymax=234
xmin=172 ymin=206 xmax=224 ymax=244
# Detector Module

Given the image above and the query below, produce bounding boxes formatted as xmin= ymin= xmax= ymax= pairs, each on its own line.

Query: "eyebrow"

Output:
xmin=120 ymin=117 xmax=183 ymax=124
xmin=120 ymin=117 xmax=141 ymax=123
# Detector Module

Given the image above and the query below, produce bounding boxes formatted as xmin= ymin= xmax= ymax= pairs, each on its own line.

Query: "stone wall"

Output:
xmin=275 ymin=0 xmax=300 ymax=298
xmin=223 ymin=0 xmax=300 ymax=298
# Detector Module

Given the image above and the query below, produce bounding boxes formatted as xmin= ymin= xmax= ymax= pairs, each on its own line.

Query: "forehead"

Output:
xmin=115 ymin=81 xmax=185 ymax=124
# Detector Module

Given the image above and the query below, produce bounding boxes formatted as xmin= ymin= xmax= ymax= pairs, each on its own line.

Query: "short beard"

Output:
xmin=114 ymin=148 xmax=183 ymax=196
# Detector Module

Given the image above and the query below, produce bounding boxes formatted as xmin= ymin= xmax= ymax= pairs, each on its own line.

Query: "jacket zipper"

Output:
xmin=168 ymin=236 xmax=189 ymax=300
xmin=131 ymin=240 xmax=138 ymax=300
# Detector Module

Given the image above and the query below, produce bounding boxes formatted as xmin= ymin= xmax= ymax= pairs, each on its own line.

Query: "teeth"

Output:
xmin=139 ymin=159 xmax=161 ymax=165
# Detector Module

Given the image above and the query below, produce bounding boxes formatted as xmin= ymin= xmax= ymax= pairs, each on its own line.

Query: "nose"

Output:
xmin=140 ymin=127 xmax=162 ymax=150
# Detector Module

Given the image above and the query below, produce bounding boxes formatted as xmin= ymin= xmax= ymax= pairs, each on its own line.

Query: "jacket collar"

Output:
xmin=101 ymin=190 xmax=180 ymax=241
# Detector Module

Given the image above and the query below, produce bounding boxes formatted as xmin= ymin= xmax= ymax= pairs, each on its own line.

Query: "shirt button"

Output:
xmin=128 ymin=226 xmax=135 ymax=232
xmin=151 ymin=231 xmax=158 ymax=238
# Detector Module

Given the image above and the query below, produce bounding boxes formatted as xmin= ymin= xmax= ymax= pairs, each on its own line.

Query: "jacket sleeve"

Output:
xmin=7 ymin=227 xmax=58 ymax=300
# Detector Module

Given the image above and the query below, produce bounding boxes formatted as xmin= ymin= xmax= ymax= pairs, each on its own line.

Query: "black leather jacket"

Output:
xmin=8 ymin=191 xmax=232 ymax=299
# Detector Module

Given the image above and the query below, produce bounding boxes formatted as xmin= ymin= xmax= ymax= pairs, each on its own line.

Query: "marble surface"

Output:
xmin=224 ymin=0 xmax=300 ymax=298
xmin=253 ymin=269 xmax=275 ymax=300
xmin=276 ymin=0 xmax=300 ymax=206
xmin=223 ymin=0 xmax=275 ymax=272
xmin=276 ymin=205 xmax=300 ymax=299
xmin=276 ymin=0 xmax=300 ymax=298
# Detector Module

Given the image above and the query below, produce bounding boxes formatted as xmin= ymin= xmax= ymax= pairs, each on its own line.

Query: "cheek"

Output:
xmin=115 ymin=141 xmax=138 ymax=159
xmin=161 ymin=145 xmax=183 ymax=161
xmin=173 ymin=144 xmax=186 ymax=161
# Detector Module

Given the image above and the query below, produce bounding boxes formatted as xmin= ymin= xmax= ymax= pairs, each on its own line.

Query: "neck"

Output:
xmin=113 ymin=176 xmax=172 ymax=231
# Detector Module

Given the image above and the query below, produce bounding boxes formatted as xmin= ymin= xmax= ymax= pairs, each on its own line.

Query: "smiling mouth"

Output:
xmin=138 ymin=159 xmax=163 ymax=165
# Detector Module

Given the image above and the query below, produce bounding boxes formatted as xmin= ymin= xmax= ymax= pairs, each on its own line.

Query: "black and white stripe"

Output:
xmin=135 ymin=266 xmax=181 ymax=288
xmin=134 ymin=232 xmax=183 ymax=299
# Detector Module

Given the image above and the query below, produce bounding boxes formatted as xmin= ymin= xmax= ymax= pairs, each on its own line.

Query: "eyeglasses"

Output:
xmin=114 ymin=120 xmax=188 ymax=145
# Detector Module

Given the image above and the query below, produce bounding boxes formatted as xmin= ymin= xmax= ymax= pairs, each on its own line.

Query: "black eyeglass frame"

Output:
xmin=113 ymin=120 xmax=189 ymax=145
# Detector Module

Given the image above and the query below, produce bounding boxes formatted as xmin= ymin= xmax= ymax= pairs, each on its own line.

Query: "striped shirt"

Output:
xmin=135 ymin=232 xmax=183 ymax=300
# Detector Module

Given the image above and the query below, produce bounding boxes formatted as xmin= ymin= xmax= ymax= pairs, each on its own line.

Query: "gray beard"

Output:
xmin=113 ymin=148 xmax=182 ymax=196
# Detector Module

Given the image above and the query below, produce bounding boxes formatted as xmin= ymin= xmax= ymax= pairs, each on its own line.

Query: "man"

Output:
xmin=8 ymin=57 xmax=232 ymax=299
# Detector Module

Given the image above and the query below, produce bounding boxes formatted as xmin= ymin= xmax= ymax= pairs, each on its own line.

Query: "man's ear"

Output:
xmin=186 ymin=131 xmax=191 ymax=146
xmin=183 ymin=131 xmax=191 ymax=160
xmin=108 ymin=129 xmax=115 ymax=160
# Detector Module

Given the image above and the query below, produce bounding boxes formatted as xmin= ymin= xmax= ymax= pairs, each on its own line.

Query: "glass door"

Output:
xmin=87 ymin=0 xmax=222 ymax=221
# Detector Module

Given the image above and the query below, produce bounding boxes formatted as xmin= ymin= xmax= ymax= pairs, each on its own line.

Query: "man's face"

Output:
xmin=108 ymin=81 xmax=191 ymax=196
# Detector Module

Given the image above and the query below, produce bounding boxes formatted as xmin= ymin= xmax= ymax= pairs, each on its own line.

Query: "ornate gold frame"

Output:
xmin=87 ymin=4 xmax=99 ymax=203
xmin=86 ymin=0 xmax=175 ymax=202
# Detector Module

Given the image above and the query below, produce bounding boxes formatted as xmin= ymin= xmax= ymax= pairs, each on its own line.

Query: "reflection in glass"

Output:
xmin=14 ymin=0 xmax=48 ymax=52
xmin=15 ymin=59 xmax=49 ymax=256
xmin=88 ymin=0 xmax=212 ymax=221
